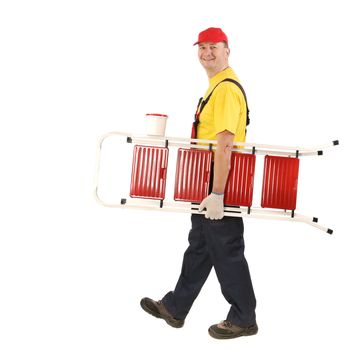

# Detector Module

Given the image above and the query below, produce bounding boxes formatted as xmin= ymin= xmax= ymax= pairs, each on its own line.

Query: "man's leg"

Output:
xmin=205 ymin=216 xmax=256 ymax=326
xmin=161 ymin=214 xmax=213 ymax=320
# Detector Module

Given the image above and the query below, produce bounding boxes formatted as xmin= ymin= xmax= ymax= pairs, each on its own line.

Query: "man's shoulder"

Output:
xmin=212 ymin=79 xmax=242 ymax=97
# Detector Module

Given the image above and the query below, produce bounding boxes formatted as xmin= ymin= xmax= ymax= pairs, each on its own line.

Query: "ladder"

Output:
xmin=94 ymin=132 xmax=339 ymax=234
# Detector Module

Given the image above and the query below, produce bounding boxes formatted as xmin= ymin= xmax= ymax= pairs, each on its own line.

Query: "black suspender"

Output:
xmin=220 ymin=78 xmax=250 ymax=127
xmin=193 ymin=78 xmax=250 ymax=137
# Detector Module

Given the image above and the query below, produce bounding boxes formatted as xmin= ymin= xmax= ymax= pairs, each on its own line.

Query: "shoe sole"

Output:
xmin=140 ymin=299 xmax=184 ymax=328
xmin=208 ymin=326 xmax=258 ymax=339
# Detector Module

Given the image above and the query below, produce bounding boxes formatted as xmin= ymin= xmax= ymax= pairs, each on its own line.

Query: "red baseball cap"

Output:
xmin=193 ymin=27 xmax=228 ymax=46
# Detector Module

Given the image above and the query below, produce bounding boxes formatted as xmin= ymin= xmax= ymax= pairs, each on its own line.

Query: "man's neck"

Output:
xmin=206 ymin=65 xmax=230 ymax=79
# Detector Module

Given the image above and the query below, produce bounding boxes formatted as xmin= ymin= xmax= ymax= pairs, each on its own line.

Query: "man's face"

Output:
xmin=198 ymin=41 xmax=229 ymax=73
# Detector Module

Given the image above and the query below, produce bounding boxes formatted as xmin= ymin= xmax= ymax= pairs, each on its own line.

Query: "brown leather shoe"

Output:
xmin=208 ymin=320 xmax=258 ymax=339
xmin=140 ymin=297 xmax=184 ymax=328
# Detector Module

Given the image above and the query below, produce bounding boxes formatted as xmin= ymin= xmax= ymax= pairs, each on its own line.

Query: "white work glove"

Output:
xmin=198 ymin=192 xmax=224 ymax=220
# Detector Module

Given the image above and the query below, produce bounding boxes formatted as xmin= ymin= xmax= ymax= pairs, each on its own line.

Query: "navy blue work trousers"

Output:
xmin=162 ymin=214 xmax=256 ymax=326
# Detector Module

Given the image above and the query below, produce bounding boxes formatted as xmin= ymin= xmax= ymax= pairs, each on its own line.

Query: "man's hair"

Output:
xmin=222 ymin=41 xmax=229 ymax=48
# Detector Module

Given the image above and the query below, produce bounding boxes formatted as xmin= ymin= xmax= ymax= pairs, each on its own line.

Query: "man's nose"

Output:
xmin=202 ymin=47 xmax=213 ymax=56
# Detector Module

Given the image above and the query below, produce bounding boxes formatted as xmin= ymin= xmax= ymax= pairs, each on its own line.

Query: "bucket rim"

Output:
xmin=145 ymin=113 xmax=168 ymax=118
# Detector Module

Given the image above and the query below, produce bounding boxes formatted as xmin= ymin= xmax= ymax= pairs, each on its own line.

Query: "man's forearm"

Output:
xmin=212 ymin=144 xmax=232 ymax=193
xmin=199 ymin=130 xmax=234 ymax=220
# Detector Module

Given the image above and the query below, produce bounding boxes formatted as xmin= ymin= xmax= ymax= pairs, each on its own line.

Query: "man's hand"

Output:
xmin=198 ymin=192 xmax=224 ymax=220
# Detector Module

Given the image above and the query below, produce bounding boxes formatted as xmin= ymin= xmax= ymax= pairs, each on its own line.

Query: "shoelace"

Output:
xmin=222 ymin=320 xmax=232 ymax=328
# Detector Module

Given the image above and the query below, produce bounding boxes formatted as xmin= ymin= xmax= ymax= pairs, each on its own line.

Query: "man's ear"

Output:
xmin=226 ymin=48 xmax=230 ymax=57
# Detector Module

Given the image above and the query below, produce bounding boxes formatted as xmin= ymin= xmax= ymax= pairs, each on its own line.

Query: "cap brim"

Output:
xmin=193 ymin=40 xmax=228 ymax=46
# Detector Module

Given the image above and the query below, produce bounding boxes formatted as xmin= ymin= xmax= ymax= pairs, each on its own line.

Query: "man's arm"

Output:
xmin=199 ymin=130 xmax=234 ymax=220
xmin=212 ymin=130 xmax=234 ymax=193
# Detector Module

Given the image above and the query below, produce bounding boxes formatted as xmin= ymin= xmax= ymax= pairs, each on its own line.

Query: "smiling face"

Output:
xmin=198 ymin=41 xmax=230 ymax=78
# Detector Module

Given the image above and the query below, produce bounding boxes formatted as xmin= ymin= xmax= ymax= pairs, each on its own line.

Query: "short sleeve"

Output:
xmin=212 ymin=83 xmax=241 ymax=135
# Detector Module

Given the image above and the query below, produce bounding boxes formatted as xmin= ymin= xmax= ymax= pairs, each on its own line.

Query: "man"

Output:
xmin=140 ymin=27 xmax=257 ymax=340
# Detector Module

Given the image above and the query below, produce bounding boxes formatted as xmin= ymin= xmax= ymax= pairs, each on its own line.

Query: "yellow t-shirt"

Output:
xmin=196 ymin=67 xmax=247 ymax=144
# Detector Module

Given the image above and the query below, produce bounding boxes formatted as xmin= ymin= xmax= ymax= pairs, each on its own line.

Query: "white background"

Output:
xmin=1 ymin=0 xmax=358 ymax=349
